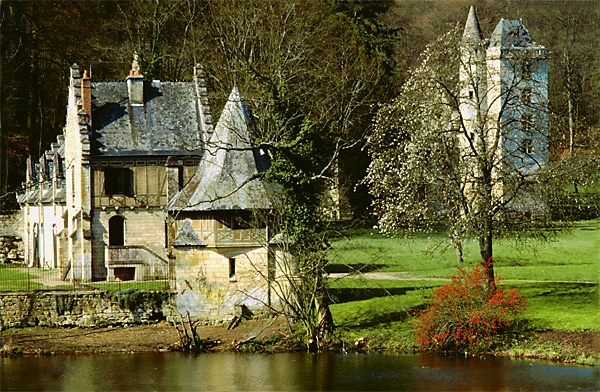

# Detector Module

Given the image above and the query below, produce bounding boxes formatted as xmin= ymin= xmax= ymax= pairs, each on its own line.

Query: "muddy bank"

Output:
xmin=1 ymin=321 xmax=598 ymax=365
xmin=0 ymin=319 xmax=290 ymax=356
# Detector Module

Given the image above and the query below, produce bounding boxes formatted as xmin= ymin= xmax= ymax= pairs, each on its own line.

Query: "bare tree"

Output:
xmin=193 ymin=0 xmax=387 ymax=345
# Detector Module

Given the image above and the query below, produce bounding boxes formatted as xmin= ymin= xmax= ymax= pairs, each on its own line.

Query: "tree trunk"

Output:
xmin=479 ymin=166 xmax=495 ymax=292
xmin=478 ymin=214 xmax=495 ymax=292
xmin=565 ymin=55 xmax=579 ymax=194
xmin=0 ymin=129 xmax=7 ymax=203
xmin=452 ymin=228 xmax=464 ymax=263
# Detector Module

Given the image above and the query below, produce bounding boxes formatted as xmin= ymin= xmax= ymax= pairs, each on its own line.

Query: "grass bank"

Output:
xmin=327 ymin=220 xmax=599 ymax=365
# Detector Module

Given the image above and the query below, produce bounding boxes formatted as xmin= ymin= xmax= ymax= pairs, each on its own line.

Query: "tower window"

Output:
xmin=522 ymin=139 xmax=534 ymax=155
xmin=521 ymin=88 xmax=533 ymax=106
xmin=468 ymin=91 xmax=474 ymax=99
xmin=522 ymin=114 xmax=533 ymax=133
xmin=229 ymin=258 xmax=236 ymax=280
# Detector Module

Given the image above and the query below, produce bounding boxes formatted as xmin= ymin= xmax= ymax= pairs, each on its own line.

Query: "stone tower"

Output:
xmin=459 ymin=6 xmax=548 ymax=213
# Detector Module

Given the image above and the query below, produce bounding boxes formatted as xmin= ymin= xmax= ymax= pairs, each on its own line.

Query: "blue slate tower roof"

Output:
xmin=489 ymin=18 xmax=537 ymax=48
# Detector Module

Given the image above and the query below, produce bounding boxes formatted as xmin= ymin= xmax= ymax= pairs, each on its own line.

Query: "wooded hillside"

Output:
xmin=1 ymin=0 xmax=598 ymax=212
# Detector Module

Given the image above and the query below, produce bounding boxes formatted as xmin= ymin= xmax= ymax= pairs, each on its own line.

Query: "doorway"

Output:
xmin=108 ymin=216 xmax=125 ymax=246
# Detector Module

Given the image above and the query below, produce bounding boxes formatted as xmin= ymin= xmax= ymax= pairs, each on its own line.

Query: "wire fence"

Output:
xmin=0 ymin=263 xmax=175 ymax=293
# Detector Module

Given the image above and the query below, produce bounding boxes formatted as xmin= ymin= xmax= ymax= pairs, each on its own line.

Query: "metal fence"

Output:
xmin=0 ymin=263 xmax=175 ymax=292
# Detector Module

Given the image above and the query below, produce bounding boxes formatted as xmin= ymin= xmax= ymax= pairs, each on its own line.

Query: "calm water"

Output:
xmin=1 ymin=352 xmax=598 ymax=391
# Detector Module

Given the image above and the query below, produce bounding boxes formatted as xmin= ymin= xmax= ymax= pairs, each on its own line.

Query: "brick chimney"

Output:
xmin=81 ymin=70 xmax=92 ymax=117
xmin=127 ymin=53 xmax=144 ymax=106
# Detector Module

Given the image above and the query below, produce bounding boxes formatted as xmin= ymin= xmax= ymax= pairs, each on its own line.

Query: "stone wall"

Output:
xmin=0 ymin=289 xmax=174 ymax=330
xmin=0 ymin=212 xmax=22 ymax=237
xmin=173 ymin=246 xmax=274 ymax=322
xmin=0 ymin=237 xmax=24 ymax=264
xmin=0 ymin=212 xmax=24 ymax=264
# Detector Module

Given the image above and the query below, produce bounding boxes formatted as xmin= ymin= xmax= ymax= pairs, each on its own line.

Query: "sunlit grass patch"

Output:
xmin=86 ymin=280 xmax=171 ymax=292
xmin=504 ymin=281 xmax=599 ymax=331
xmin=331 ymin=294 xmax=416 ymax=329
xmin=0 ymin=266 xmax=44 ymax=291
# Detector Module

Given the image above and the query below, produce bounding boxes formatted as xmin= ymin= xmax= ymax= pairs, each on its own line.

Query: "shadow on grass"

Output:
xmin=329 ymin=286 xmax=437 ymax=303
xmin=521 ymin=282 xmax=597 ymax=298
xmin=335 ymin=303 xmax=429 ymax=329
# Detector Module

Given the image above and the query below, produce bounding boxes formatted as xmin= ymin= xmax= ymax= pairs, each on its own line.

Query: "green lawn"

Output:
xmin=328 ymin=219 xmax=600 ymax=339
xmin=0 ymin=265 xmax=170 ymax=293
xmin=329 ymin=219 xmax=599 ymax=282
xmin=0 ymin=266 xmax=45 ymax=291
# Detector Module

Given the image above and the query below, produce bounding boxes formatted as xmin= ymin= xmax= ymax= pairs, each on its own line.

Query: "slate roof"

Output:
xmin=91 ymin=80 xmax=203 ymax=156
xmin=167 ymin=86 xmax=276 ymax=212
xmin=489 ymin=18 xmax=537 ymax=48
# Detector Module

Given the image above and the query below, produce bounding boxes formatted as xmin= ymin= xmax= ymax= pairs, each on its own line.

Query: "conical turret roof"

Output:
xmin=462 ymin=6 xmax=484 ymax=44
xmin=167 ymin=86 xmax=275 ymax=211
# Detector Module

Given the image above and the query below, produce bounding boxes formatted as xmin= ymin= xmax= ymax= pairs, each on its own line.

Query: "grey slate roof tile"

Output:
xmin=92 ymin=81 xmax=202 ymax=156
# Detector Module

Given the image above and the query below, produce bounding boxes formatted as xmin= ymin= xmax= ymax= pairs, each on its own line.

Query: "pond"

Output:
xmin=1 ymin=352 xmax=598 ymax=391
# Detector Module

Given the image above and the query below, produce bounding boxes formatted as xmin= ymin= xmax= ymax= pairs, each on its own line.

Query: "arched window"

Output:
xmin=108 ymin=216 xmax=125 ymax=246
xmin=32 ymin=223 xmax=39 ymax=266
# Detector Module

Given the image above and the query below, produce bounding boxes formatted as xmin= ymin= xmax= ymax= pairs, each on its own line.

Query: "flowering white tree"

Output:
xmin=364 ymin=23 xmax=551 ymax=289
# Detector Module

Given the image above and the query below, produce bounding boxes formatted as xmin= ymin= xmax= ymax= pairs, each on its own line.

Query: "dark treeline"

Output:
xmin=1 ymin=0 xmax=598 ymax=211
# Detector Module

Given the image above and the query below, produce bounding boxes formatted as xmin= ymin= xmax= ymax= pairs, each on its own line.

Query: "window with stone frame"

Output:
xmin=521 ymin=87 xmax=533 ymax=106
xmin=521 ymin=113 xmax=533 ymax=133
xmin=229 ymin=258 xmax=236 ymax=280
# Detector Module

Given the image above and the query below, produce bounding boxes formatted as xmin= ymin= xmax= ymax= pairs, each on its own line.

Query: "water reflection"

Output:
xmin=1 ymin=352 xmax=598 ymax=391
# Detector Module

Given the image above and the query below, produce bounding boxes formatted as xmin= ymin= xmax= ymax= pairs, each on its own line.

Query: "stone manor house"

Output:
xmin=17 ymin=57 xmax=288 ymax=319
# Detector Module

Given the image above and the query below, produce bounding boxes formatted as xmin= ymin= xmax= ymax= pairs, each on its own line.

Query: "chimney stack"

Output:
xmin=82 ymin=70 xmax=92 ymax=117
xmin=127 ymin=53 xmax=144 ymax=106
xmin=194 ymin=64 xmax=214 ymax=142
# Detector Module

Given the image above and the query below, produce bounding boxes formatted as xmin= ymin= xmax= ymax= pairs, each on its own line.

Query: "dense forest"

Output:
xmin=1 ymin=0 xmax=598 ymax=212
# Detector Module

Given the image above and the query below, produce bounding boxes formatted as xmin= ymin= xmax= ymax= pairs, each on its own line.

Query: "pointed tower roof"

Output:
xmin=489 ymin=18 xmax=536 ymax=48
xmin=462 ymin=6 xmax=484 ymax=44
xmin=167 ymin=86 xmax=275 ymax=211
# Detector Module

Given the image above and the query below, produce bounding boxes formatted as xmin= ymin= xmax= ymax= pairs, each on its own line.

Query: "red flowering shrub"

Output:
xmin=413 ymin=262 xmax=527 ymax=352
